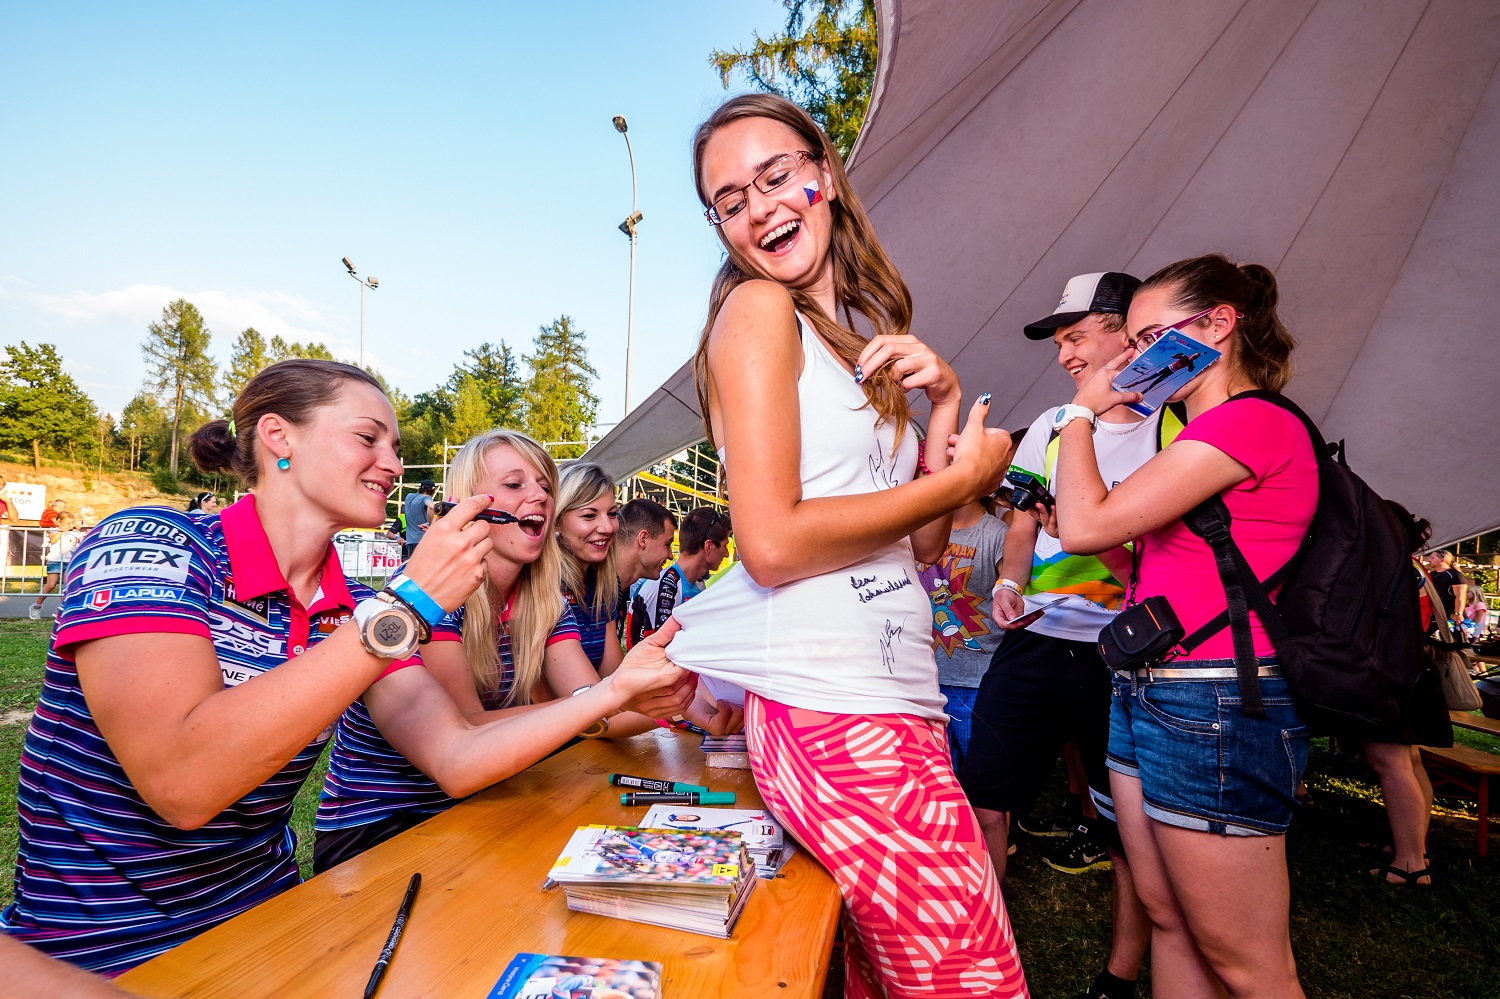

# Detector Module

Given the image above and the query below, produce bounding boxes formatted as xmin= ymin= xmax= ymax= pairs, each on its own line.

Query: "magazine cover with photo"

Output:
xmin=485 ymin=952 xmax=662 ymax=999
xmin=547 ymin=826 xmax=745 ymax=886
xmin=639 ymin=804 xmax=798 ymax=878
xmin=1112 ymin=328 xmax=1222 ymax=416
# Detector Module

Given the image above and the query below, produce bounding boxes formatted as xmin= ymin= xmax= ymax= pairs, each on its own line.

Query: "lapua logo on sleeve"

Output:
xmin=81 ymin=543 xmax=191 ymax=584
xmin=86 ymin=586 xmax=187 ymax=610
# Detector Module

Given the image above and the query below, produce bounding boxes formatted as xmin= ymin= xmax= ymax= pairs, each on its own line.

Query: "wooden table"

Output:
xmin=118 ymin=730 xmax=840 ymax=998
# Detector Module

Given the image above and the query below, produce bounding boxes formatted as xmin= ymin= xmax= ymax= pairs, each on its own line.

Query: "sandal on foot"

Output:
xmin=1368 ymin=863 xmax=1432 ymax=887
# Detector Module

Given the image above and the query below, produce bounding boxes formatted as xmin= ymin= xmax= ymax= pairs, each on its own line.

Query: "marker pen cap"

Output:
xmin=692 ymin=792 xmax=736 ymax=805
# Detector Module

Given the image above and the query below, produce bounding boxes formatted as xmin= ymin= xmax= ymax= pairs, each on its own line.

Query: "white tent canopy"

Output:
xmin=586 ymin=0 xmax=1500 ymax=545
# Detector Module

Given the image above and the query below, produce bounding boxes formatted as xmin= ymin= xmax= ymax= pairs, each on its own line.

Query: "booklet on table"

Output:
xmin=486 ymin=952 xmax=662 ymax=999
xmin=638 ymin=804 xmax=797 ymax=879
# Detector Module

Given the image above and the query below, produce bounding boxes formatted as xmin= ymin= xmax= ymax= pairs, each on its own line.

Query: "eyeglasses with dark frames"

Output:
xmin=705 ymin=151 xmax=818 ymax=226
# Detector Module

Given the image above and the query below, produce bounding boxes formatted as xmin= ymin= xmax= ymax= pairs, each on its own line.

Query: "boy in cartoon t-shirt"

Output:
xmin=919 ymin=496 xmax=1008 ymax=772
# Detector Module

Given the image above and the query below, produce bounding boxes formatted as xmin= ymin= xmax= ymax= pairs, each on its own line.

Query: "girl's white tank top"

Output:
xmin=666 ymin=315 xmax=945 ymax=720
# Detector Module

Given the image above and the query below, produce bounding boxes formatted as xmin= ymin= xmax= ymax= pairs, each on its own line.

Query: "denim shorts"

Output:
xmin=1106 ymin=660 xmax=1309 ymax=836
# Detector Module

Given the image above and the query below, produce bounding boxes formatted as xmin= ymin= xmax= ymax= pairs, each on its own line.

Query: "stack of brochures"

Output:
xmin=640 ymin=804 xmax=797 ymax=879
xmin=486 ymin=952 xmax=662 ymax=999
xmin=700 ymin=733 xmax=750 ymax=769
xmin=547 ymin=825 xmax=756 ymax=938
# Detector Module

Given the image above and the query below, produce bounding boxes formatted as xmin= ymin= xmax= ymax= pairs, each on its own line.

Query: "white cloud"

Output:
xmin=0 ymin=280 xmax=367 ymax=414
xmin=0 ymin=282 xmax=349 ymax=352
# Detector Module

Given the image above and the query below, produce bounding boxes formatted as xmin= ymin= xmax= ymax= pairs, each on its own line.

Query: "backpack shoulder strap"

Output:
xmin=1181 ymin=498 xmax=1275 ymax=717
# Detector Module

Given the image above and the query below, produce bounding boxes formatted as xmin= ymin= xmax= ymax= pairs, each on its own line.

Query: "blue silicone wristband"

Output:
xmin=387 ymin=575 xmax=445 ymax=627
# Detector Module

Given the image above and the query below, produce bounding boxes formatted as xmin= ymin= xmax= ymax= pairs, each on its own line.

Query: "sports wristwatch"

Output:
xmin=1052 ymin=404 xmax=1097 ymax=432
xmin=352 ymin=593 xmax=422 ymax=661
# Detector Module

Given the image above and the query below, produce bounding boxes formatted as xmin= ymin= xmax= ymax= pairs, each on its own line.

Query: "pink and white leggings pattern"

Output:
xmin=745 ymin=694 xmax=1028 ymax=998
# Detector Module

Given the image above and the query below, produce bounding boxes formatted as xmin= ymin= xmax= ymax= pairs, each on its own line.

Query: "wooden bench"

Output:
xmin=1450 ymin=710 xmax=1500 ymax=738
xmin=1419 ymin=744 xmax=1500 ymax=856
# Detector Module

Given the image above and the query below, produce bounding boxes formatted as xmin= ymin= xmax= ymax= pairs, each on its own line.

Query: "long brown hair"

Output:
xmin=690 ymin=93 xmax=912 ymax=444
xmin=556 ymin=461 xmax=620 ymax=621
xmin=1139 ymin=255 xmax=1296 ymax=392
xmin=447 ymin=429 xmax=565 ymax=706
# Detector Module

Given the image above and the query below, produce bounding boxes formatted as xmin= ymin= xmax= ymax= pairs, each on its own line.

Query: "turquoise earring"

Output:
xmin=277 ymin=457 xmax=291 ymax=471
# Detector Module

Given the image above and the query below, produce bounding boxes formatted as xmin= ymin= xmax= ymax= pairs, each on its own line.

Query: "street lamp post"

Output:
xmin=613 ymin=115 xmax=642 ymax=419
xmin=341 ymin=256 xmax=379 ymax=368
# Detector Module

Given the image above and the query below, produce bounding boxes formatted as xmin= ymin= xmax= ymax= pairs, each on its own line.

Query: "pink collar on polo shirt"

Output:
xmin=219 ymin=495 xmax=355 ymax=615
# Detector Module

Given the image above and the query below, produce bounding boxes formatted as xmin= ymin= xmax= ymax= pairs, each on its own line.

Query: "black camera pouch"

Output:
xmin=1098 ymin=596 xmax=1184 ymax=673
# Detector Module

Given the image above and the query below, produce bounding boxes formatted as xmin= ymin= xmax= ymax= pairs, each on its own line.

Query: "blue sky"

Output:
xmin=0 ymin=2 xmax=787 ymax=428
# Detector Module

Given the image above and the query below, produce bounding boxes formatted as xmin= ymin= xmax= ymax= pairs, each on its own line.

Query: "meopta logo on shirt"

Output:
xmin=96 ymin=517 xmax=190 ymax=547
xmin=80 ymin=542 xmax=192 ymax=585
xmin=87 ymin=586 xmax=187 ymax=610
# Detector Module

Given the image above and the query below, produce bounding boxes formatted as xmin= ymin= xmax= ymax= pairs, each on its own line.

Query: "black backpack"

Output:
xmin=1176 ymin=391 xmax=1426 ymax=735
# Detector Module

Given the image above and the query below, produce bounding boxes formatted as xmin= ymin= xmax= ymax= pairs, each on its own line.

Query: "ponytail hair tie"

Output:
xmin=227 ymin=418 xmax=237 ymax=437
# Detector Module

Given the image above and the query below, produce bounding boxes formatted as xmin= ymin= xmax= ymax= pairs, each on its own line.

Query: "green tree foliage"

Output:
xmin=450 ymin=342 xmax=524 ymax=428
xmin=0 ymin=342 xmax=99 ymax=468
xmin=449 ymin=378 xmax=495 ymax=444
xmin=270 ymin=336 xmax=334 ymax=362
xmin=223 ymin=327 xmax=272 ymax=402
xmin=223 ymin=328 xmax=338 ymax=409
xmin=710 ymin=0 xmax=877 ymax=157
xmin=119 ymin=391 xmax=171 ymax=471
xmin=141 ymin=299 xmax=218 ymax=476
xmin=522 ymin=315 xmax=599 ymax=459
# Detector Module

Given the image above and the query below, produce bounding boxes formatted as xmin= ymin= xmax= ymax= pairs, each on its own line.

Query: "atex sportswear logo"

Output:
xmin=81 ymin=543 xmax=192 ymax=585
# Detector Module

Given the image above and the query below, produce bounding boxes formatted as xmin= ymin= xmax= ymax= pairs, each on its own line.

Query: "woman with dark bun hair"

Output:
xmin=186 ymin=491 xmax=218 ymax=513
xmin=1 ymin=359 xmax=692 ymax=976
xmin=1055 ymin=256 xmax=1314 ymax=996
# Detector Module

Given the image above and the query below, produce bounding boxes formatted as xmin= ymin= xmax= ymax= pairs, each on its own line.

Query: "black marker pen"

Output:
xmin=609 ymin=773 xmax=709 ymax=794
xmin=621 ymin=791 xmax=736 ymax=806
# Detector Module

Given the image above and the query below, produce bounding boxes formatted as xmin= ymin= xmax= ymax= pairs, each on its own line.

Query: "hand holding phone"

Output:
xmin=1008 ymin=593 xmax=1080 ymax=630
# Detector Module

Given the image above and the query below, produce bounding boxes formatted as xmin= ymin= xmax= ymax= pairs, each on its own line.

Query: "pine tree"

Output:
xmin=269 ymin=336 xmax=334 ymax=362
xmin=522 ymin=316 xmax=599 ymax=459
xmin=119 ymin=392 xmax=169 ymax=471
xmin=141 ymin=299 xmax=218 ymax=477
xmin=223 ymin=327 xmax=271 ymax=403
xmin=449 ymin=341 xmax=525 ymax=428
xmin=0 ymin=342 xmax=99 ymax=469
xmin=710 ymin=0 xmax=877 ymax=157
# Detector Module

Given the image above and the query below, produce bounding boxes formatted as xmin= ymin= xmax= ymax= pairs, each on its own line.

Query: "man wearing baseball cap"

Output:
xmin=961 ymin=271 xmax=1175 ymax=999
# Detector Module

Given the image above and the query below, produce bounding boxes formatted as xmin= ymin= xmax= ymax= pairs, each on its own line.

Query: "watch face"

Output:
xmin=374 ymin=612 xmax=411 ymax=650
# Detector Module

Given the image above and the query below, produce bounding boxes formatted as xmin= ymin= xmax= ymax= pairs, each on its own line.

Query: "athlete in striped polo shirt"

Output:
xmin=315 ymin=430 xmax=706 ymax=870
xmin=1 ymin=362 xmax=695 ymax=975
xmin=556 ymin=461 xmax=624 ymax=673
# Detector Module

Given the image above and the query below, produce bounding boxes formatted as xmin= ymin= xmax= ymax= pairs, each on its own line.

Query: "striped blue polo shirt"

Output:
xmin=315 ymin=598 xmax=579 ymax=832
xmin=565 ymin=573 xmax=619 ymax=668
xmin=0 ymin=495 xmax=417 ymax=975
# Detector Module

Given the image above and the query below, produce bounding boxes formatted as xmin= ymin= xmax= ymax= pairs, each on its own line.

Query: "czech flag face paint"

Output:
xmin=803 ymin=177 xmax=823 ymax=206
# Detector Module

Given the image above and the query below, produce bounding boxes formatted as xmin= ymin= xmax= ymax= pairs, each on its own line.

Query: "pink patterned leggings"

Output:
xmin=745 ymin=694 xmax=1029 ymax=999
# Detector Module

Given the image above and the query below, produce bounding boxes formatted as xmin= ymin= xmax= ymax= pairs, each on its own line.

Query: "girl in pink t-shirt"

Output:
xmin=1052 ymin=255 xmax=1314 ymax=998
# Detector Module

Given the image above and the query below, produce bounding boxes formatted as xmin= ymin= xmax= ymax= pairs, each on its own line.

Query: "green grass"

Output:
xmin=2 ymin=619 xmax=1498 ymax=996
xmin=0 ymin=620 xmax=328 ymax=909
